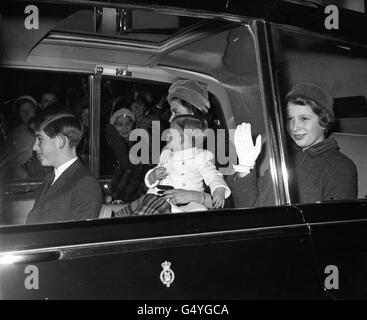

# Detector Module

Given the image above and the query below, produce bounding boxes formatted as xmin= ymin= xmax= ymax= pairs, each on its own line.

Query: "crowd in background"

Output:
xmin=0 ymin=77 xmax=171 ymax=204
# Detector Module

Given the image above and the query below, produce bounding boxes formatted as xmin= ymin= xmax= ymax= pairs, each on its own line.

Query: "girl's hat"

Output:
xmin=286 ymin=82 xmax=334 ymax=117
xmin=110 ymin=108 xmax=135 ymax=124
xmin=167 ymin=79 xmax=210 ymax=113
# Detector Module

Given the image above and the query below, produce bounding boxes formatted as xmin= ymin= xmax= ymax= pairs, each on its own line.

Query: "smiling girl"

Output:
xmin=284 ymin=83 xmax=357 ymax=202
xmin=228 ymin=82 xmax=358 ymax=206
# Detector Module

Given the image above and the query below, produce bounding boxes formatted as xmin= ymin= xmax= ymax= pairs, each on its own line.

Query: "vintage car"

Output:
xmin=0 ymin=0 xmax=367 ymax=299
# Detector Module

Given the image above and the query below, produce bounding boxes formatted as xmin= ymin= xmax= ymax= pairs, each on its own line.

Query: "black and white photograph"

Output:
xmin=0 ymin=0 xmax=367 ymax=303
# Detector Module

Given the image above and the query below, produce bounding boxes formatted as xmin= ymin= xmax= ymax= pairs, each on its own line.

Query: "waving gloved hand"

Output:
xmin=233 ymin=123 xmax=262 ymax=173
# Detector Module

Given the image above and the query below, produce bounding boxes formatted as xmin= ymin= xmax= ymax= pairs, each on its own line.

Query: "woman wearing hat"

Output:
xmin=162 ymin=81 xmax=357 ymax=207
xmin=152 ymin=79 xmax=221 ymax=208
xmin=105 ymin=108 xmax=147 ymax=202
xmin=112 ymin=80 xmax=227 ymax=216
xmin=228 ymin=82 xmax=358 ymax=206
xmin=111 ymin=79 xmax=217 ymax=215
xmin=111 ymin=80 xmax=356 ymax=214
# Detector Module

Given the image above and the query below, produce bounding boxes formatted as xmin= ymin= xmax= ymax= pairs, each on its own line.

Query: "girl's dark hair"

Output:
xmin=133 ymin=94 xmax=148 ymax=108
xmin=287 ymin=96 xmax=336 ymax=136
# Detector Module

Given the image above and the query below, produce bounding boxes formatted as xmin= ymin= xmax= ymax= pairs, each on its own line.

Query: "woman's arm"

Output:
xmin=227 ymin=122 xmax=264 ymax=208
xmin=233 ymin=123 xmax=262 ymax=174
xmin=226 ymin=171 xmax=259 ymax=208
xmin=162 ymin=189 xmax=213 ymax=209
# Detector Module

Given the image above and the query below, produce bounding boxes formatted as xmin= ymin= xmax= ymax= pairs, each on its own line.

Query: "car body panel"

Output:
xmin=299 ymin=201 xmax=367 ymax=299
xmin=0 ymin=206 xmax=326 ymax=299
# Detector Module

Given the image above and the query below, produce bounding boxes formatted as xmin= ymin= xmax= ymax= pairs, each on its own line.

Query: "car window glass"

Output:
xmin=271 ymin=25 xmax=367 ymax=202
xmin=103 ymin=24 xmax=277 ymax=218
xmin=54 ymin=7 xmax=205 ymax=45
xmin=0 ymin=17 xmax=278 ymax=227
xmin=0 ymin=70 xmax=90 ymax=225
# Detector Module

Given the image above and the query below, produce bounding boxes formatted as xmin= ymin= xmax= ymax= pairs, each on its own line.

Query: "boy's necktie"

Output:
xmin=44 ymin=170 xmax=55 ymax=195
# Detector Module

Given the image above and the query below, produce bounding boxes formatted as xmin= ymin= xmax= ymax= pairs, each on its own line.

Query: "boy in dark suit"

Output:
xmin=26 ymin=112 xmax=102 ymax=224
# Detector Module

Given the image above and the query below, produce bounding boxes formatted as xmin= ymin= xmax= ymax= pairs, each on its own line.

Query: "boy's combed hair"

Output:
xmin=33 ymin=111 xmax=84 ymax=148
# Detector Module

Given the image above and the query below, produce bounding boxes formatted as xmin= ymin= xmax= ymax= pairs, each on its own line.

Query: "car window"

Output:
xmin=0 ymin=69 xmax=90 ymax=225
xmin=101 ymin=24 xmax=278 ymax=218
xmin=271 ymin=25 xmax=367 ymax=202
xmin=55 ymin=7 xmax=204 ymax=45
xmin=0 ymin=10 xmax=278 ymax=227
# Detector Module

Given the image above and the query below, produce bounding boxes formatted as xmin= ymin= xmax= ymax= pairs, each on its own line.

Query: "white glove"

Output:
xmin=233 ymin=123 xmax=262 ymax=173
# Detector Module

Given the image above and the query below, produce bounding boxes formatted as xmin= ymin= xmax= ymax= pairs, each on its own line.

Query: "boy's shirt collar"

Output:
xmin=52 ymin=157 xmax=78 ymax=184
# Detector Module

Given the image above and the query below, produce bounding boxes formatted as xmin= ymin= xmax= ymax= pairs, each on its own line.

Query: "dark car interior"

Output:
xmin=0 ymin=4 xmax=274 ymax=225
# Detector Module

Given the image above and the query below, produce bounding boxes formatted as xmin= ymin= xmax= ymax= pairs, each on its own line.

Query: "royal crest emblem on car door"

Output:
xmin=160 ymin=260 xmax=175 ymax=287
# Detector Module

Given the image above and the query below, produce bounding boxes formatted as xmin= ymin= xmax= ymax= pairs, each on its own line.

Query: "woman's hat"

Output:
xmin=110 ymin=108 xmax=135 ymax=124
xmin=167 ymin=79 xmax=210 ymax=113
xmin=13 ymin=95 xmax=38 ymax=114
xmin=286 ymin=82 xmax=334 ymax=117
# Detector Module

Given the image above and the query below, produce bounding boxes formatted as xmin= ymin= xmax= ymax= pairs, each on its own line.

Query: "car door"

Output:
xmin=269 ymin=21 xmax=367 ymax=299
xmin=0 ymin=206 xmax=325 ymax=299
xmin=299 ymin=201 xmax=367 ymax=299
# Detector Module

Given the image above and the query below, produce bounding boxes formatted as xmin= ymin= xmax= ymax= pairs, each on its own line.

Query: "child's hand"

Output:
xmin=212 ymin=187 xmax=225 ymax=209
xmin=148 ymin=167 xmax=169 ymax=184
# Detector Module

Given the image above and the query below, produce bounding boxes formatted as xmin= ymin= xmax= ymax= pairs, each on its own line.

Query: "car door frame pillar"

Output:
xmin=251 ymin=19 xmax=291 ymax=206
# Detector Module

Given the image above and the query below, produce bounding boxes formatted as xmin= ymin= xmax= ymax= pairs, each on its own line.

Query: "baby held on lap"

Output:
xmin=145 ymin=114 xmax=231 ymax=212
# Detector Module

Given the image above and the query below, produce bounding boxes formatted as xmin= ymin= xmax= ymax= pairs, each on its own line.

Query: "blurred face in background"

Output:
xmin=40 ymin=93 xmax=57 ymax=110
xmin=131 ymin=100 xmax=146 ymax=121
xmin=144 ymin=92 xmax=154 ymax=105
xmin=80 ymin=108 xmax=89 ymax=129
xmin=19 ymin=101 xmax=37 ymax=124
xmin=113 ymin=115 xmax=134 ymax=139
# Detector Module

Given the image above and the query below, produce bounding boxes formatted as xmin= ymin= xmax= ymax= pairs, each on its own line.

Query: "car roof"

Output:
xmin=12 ymin=0 xmax=367 ymax=45
xmin=2 ymin=0 xmax=367 ymax=69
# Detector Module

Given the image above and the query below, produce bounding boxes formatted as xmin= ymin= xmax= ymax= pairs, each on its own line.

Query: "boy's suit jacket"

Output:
xmin=26 ymin=160 xmax=102 ymax=224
